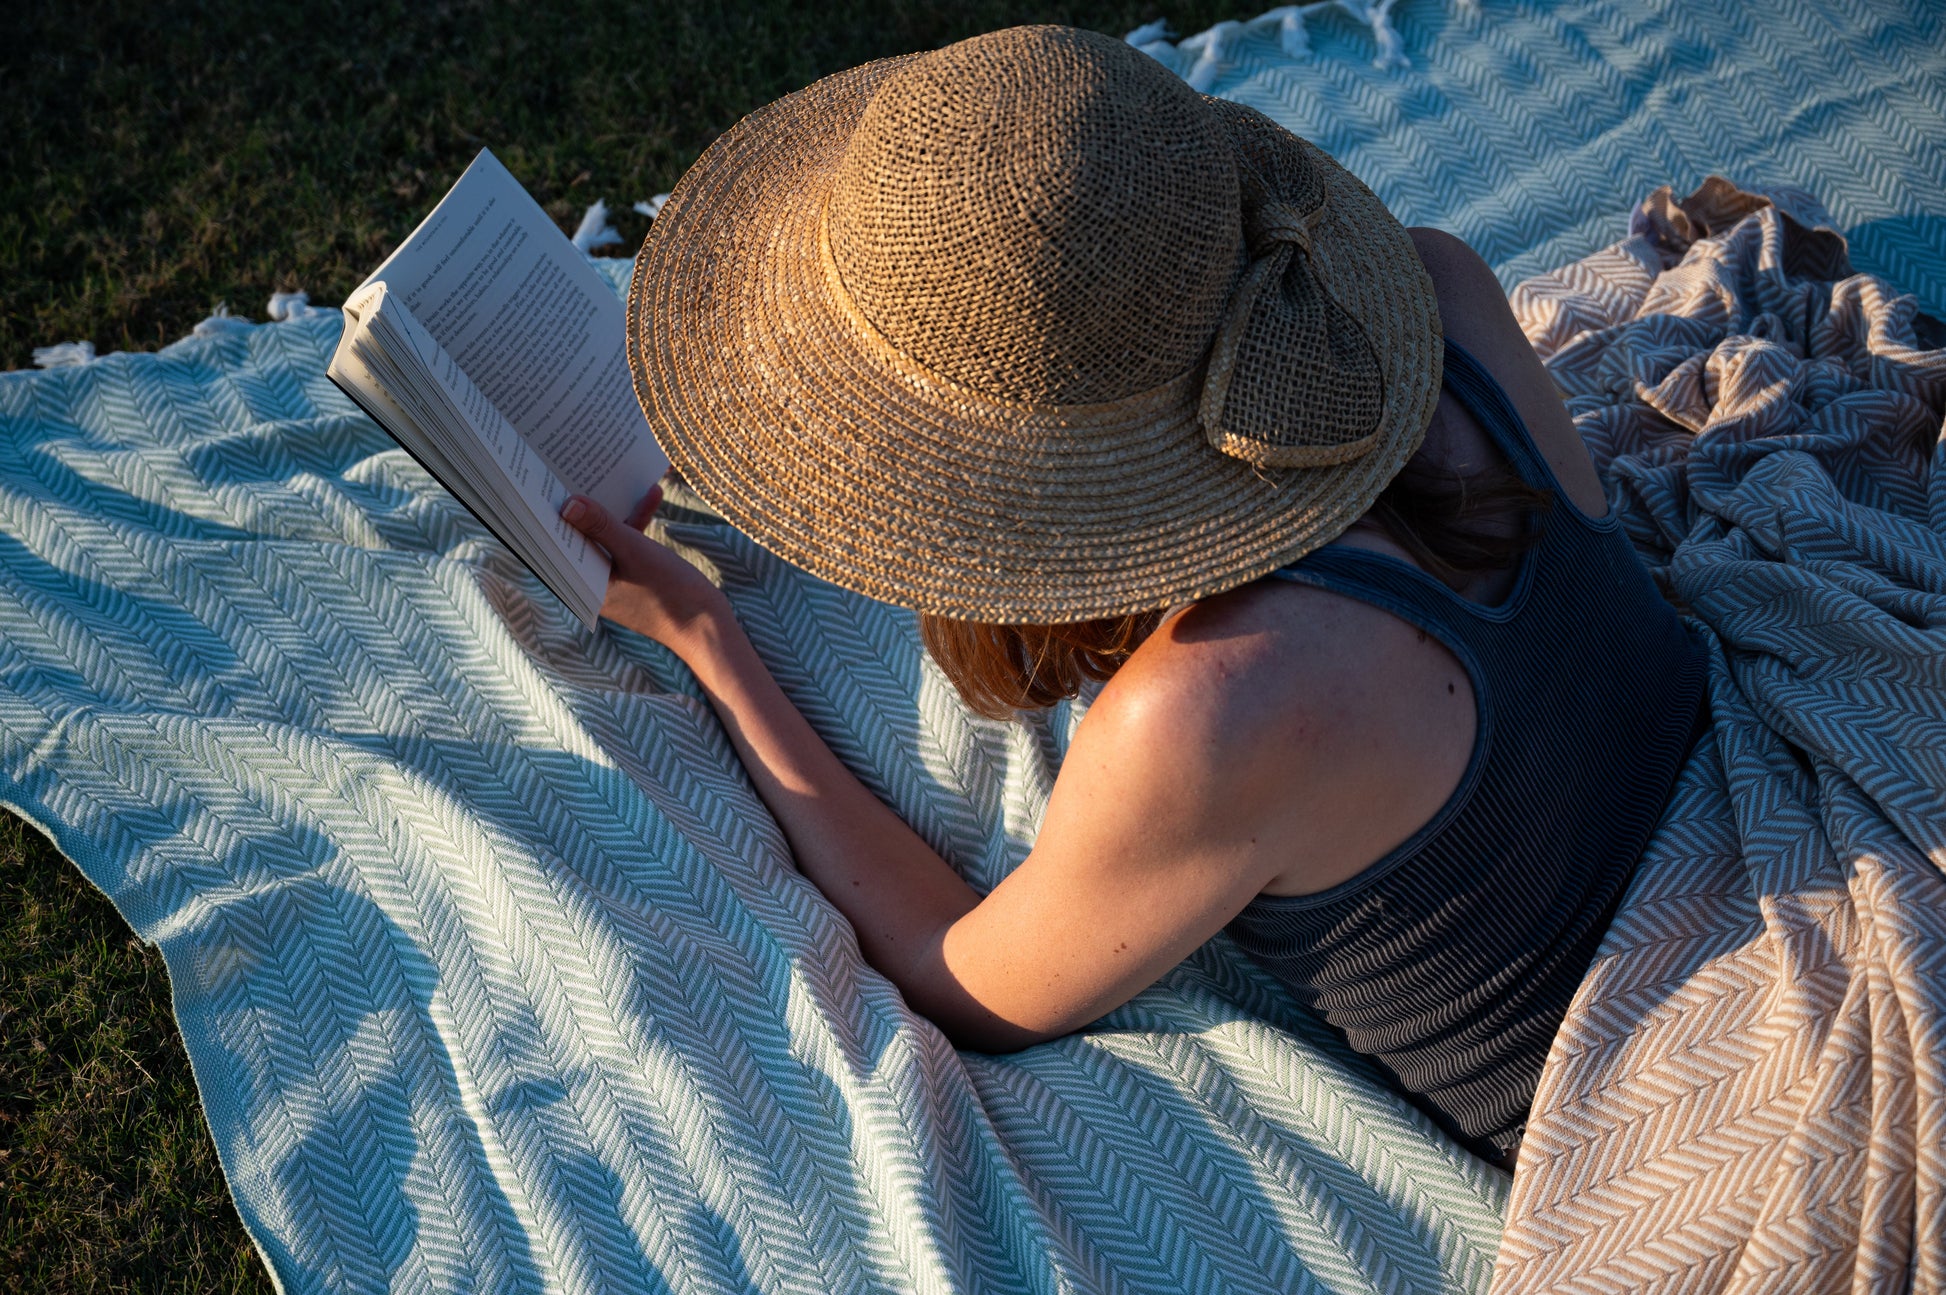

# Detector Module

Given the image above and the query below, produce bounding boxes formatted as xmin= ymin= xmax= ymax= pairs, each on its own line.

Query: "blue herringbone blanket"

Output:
xmin=1 ymin=255 xmax=1508 ymax=1292
xmin=5 ymin=2 xmax=1944 ymax=1291
xmin=1496 ymin=186 xmax=1946 ymax=1293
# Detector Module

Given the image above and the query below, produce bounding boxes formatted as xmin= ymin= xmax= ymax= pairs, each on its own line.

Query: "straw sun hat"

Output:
xmin=627 ymin=24 xmax=1442 ymax=622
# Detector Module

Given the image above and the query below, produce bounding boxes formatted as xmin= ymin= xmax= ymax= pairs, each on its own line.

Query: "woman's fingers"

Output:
xmin=561 ymin=495 xmax=631 ymax=553
xmin=561 ymin=490 xmax=687 ymax=588
xmin=560 ymin=495 xmax=654 ymax=580
xmin=558 ymin=490 xmax=730 ymax=643
xmin=562 ymin=486 xmax=665 ymax=556
xmin=560 ymin=496 xmax=604 ymax=539
xmin=623 ymin=483 xmax=664 ymax=531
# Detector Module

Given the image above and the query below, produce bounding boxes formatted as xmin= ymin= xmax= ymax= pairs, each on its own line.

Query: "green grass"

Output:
xmin=0 ymin=818 xmax=271 ymax=1291
xmin=0 ymin=0 xmax=1236 ymax=1286
xmin=1 ymin=0 xmax=1232 ymax=370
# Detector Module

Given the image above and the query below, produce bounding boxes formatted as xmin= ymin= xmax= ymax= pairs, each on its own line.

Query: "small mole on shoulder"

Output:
xmin=1447 ymin=681 xmax=1455 ymax=694
xmin=1416 ymin=629 xmax=1428 ymax=644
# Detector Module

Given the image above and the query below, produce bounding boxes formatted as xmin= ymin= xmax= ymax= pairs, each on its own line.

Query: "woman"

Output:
xmin=560 ymin=25 xmax=1706 ymax=1164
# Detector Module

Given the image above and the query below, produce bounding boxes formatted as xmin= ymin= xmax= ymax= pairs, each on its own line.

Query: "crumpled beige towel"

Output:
xmin=1494 ymin=181 xmax=1946 ymax=1294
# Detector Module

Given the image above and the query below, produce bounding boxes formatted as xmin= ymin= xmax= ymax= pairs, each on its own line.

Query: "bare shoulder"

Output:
xmin=1086 ymin=579 xmax=1351 ymax=774
xmin=1406 ymin=227 xmax=1608 ymax=518
xmin=1069 ymin=575 xmax=1475 ymax=896
xmin=1051 ymin=581 xmax=1349 ymax=894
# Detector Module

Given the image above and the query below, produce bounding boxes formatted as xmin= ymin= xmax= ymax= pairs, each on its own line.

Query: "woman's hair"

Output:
xmin=919 ymin=462 xmax=1552 ymax=720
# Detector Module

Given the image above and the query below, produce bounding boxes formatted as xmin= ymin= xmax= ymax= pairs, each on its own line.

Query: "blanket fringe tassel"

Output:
xmin=1129 ymin=0 xmax=1475 ymax=87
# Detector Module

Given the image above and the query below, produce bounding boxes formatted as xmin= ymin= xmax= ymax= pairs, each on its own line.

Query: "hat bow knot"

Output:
xmin=1198 ymin=132 xmax=1391 ymax=470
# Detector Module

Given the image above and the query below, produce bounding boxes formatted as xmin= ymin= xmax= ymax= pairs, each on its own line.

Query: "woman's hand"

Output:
xmin=561 ymin=486 xmax=733 ymax=654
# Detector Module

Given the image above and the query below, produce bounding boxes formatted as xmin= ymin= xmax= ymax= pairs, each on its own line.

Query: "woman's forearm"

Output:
xmin=563 ymin=490 xmax=1037 ymax=1048
xmin=662 ymin=607 xmax=1030 ymax=1046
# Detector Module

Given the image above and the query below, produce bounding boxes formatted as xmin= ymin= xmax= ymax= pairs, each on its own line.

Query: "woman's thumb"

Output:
xmin=560 ymin=496 xmax=614 ymax=541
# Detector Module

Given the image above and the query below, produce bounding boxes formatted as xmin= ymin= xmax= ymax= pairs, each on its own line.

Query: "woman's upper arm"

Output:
xmin=1406 ymin=226 xmax=1609 ymax=517
xmin=933 ymin=625 xmax=1305 ymax=1051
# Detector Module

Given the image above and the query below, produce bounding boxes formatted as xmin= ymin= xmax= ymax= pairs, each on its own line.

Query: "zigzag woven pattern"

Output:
xmin=1135 ymin=0 xmax=1946 ymax=316
xmin=6 ymin=3 xmax=1945 ymax=1290
xmin=1496 ymin=188 xmax=1946 ymax=1293
xmin=0 ymin=252 xmax=1508 ymax=1292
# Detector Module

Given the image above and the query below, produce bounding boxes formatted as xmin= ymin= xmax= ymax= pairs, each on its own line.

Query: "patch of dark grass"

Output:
xmin=1 ymin=0 xmax=1234 ymax=369
xmin=0 ymin=816 xmax=272 ymax=1292
xmin=0 ymin=0 xmax=1240 ymax=1284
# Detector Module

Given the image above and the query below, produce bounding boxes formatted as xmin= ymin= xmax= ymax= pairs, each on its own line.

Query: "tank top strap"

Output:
xmin=1435 ymin=337 xmax=1557 ymax=493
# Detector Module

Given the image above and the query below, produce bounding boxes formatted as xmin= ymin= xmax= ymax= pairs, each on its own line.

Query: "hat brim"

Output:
xmin=628 ymin=54 xmax=1441 ymax=622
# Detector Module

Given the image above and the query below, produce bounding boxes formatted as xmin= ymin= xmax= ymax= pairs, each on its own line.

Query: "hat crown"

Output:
xmin=826 ymin=26 xmax=1244 ymax=405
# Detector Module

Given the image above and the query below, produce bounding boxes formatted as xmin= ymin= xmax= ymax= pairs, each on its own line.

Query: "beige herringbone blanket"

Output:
xmin=1494 ymin=182 xmax=1946 ymax=1293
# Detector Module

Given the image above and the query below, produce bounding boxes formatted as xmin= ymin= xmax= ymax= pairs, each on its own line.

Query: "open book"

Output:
xmin=329 ymin=149 xmax=668 ymax=627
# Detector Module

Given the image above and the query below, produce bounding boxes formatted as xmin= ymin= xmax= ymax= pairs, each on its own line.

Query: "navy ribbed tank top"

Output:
xmin=1225 ymin=338 xmax=1707 ymax=1159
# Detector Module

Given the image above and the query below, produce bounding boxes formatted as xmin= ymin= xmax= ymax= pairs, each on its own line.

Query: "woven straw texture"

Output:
xmin=828 ymin=33 xmax=1241 ymax=406
xmin=627 ymin=26 xmax=1440 ymax=622
xmin=1199 ymin=98 xmax=1390 ymax=468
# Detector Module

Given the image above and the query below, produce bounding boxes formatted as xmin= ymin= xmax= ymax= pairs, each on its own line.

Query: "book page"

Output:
xmin=332 ymin=281 xmax=609 ymax=627
xmin=360 ymin=149 xmax=666 ymax=520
